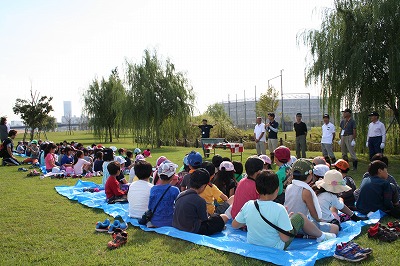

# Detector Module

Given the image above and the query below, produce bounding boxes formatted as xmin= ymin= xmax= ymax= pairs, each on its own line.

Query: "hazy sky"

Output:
xmin=0 ymin=0 xmax=333 ymax=122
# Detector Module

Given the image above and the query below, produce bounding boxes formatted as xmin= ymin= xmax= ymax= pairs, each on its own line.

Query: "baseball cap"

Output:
xmin=323 ymin=114 xmax=329 ymax=118
xmin=368 ymin=111 xmax=379 ymax=117
xmin=332 ymin=159 xmax=350 ymax=171
xmin=258 ymin=154 xmax=272 ymax=165
xmin=133 ymin=148 xmax=141 ymax=155
xmin=313 ymin=164 xmax=330 ymax=177
xmin=109 ymin=146 xmax=117 ymax=152
xmin=143 ymin=149 xmax=151 ymax=158
xmin=157 ymin=161 xmax=178 ymax=177
xmin=156 ymin=156 xmax=168 ymax=167
xmin=292 ymin=159 xmax=314 ymax=176
xmin=312 ymin=156 xmax=327 ymax=166
xmin=135 ymin=154 xmax=146 ymax=162
xmin=187 ymin=151 xmax=202 ymax=167
xmin=341 ymin=108 xmax=352 ymax=113
xmin=219 ymin=161 xmax=235 ymax=172
xmin=274 ymin=146 xmax=291 ymax=163
xmin=31 ymin=140 xmax=38 ymax=145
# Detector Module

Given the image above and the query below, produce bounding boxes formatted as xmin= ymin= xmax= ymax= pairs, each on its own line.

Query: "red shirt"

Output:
xmin=231 ymin=177 xmax=259 ymax=219
xmin=105 ymin=175 xmax=126 ymax=199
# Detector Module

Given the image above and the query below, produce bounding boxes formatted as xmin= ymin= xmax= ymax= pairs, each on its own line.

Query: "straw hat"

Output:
xmin=315 ymin=170 xmax=351 ymax=193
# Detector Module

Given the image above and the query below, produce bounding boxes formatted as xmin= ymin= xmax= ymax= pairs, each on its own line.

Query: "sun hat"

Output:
xmin=158 ymin=161 xmax=179 ymax=177
xmin=156 ymin=156 xmax=168 ymax=167
xmin=314 ymin=164 xmax=330 ymax=177
xmin=109 ymin=146 xmax=117 ymax=152
xmin=274 ymin=146 xmax=291 ymax=163
xmin=315 ymin=170 xmax=351 ymax=193
xmin=292 ymin=159 xmax=314 ymax=176
xmin=187 ymin=151 xmax=202 ymax=167
xmin=332 ymin=159 xmax=350 ymax=171
xmin=219 ymin=161 xmax=235 ymax=172
xmin=258 ymin=155 xmax=272 ymax=165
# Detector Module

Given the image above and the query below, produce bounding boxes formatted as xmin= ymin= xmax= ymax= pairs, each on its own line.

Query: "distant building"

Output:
xmin=64 ymin=101 xmax=72 ymax=117
xmin=222 ymin=96 xmax=328 ymax=131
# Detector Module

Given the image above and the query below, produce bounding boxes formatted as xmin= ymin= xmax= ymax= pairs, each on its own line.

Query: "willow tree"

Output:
xmin=126 ymin=50 xmax=195 ymax=147
xmin=301 ymin=0 xmax=400 ymax=127
xmin=83 ymin=68 xmax=126 ymax=143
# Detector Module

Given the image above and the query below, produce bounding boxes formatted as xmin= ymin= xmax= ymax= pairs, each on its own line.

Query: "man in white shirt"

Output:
xmin=321 ymin=114 xmax=336 ymax=165
xmin=366 ymin=111 xmax=386 ymax=160
xmin=254 ymin=117 xmax=266 ymax=155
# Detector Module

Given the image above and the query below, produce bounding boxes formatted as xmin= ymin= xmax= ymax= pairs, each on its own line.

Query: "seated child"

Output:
xmin=258 ymin=155 xmax=272 ymax=170
xmin=332 ymin=159 xmax=357 ymax=210
xmin=231 ymin=156 xmax=264 ymax=219
xmin=232 ymin=160 xmax=245 ymax=182
xmin=105 ymin=161 xmax=127 ymax=203
xmin=356 ymin=160 xmax=400 ymax=218
xmin=23 ymin=140 xmax=40 ymax=165
xmin=314 ymin=170 xmax=367 ymax=229
xmin=199 ymin=161 xmax=232 ymax=215
xmin=93 ymin=151 xmax=104 ymax=173
xmin=285 ymin=159 xmax=339 ymax=235
xmin=102 ymin=148 xmax=115 ymax=185
xmin=311 ymin=164 xmax=330 ymax=185
xmin=232 ymin=170 xmax=336 ymax=249
xmin=173 ymin=168 xmax=229 ymax=235
xmin=124 ymin=150 xmax=133 ymax=169
xmin=45 ymin=143 xmax=59 ymax=173
xmin=180 ymin=151 xmax=203 ymax=191
xmin=128 ymin=161 xmax=154 ymax=218
xmin=147 ymin=161 xmax=180 ymax=227
xmin=213 ymin=161 xmax=236 ymax=198
xmin=60 ymin=146 xmax=74 ymax=168
xmin=273 ymin=146 xmax=292 ymax=204
xmin=73 ymin=150 xmax=91 ymax=176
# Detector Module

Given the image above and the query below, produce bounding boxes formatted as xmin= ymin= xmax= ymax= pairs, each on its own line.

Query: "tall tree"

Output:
xmin=126 ymin=50 xmax=195 ymax=148
xmin=256 ymin=86 xmax=280 ymax=121
xmin=301 ymin=0 xmax=400 ymax=128
xmin=83 ymin=68 xmax=126 ymax=143
xmin=205 ymin=103 xmax=241 ymax=138
xmin=13 ymin=89 xmax=54 ymax=141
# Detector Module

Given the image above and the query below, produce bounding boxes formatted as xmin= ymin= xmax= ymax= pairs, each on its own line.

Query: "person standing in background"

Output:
xmin=266 ymin=113 xmax=279 ymax=162
xmin=293 ymin=113 xmax=307 ymax=158
xmin=321 ymin=114 xmax=336 ymax=165
xmin=254 ymin=117 xmax=266 ymax=155
xmin=366 ymin=111 xmax=386 ymax=160
xmin=0 ymin=116 xmax=10 ymax=142
xmin=339 ymin=109 xmax=358 ymax=170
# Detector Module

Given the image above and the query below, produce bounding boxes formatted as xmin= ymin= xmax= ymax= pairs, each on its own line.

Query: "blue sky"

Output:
xmin=0 ymin=0 xmax=333 ymax=122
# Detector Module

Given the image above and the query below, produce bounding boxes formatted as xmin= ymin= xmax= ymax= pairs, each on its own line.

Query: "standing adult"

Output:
xmin=366 ymin=111 xmax=386 ymax=160
xmin=266 ymin=113 xmax=279 ymax=162
xmin=1 ymin=129 xmax=20 ymax=166
xmin=0 ymin=116 xmax=10 ymax=142
xmin=339 ymin=108 xmax=358 ymax=170
xmin=196 ymin=119 xmax=215 ymax=139
xmin=254 ymin=117 xmax=266 ymax=155
xmin=321 ymin=114 xmax=336 ymax=165
xmin=293 ymin=113 xmax=307 ymax=158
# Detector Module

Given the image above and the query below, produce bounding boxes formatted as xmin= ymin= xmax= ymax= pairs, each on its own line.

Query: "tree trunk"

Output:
xmin=30 ymin=128 xmax=34 ymax=141
xmin=108 ymin=126 xmax=113 ymax=143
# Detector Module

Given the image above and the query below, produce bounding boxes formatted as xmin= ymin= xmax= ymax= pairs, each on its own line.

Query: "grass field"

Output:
xmin=1 ymin=131 xmax=400 ymax=265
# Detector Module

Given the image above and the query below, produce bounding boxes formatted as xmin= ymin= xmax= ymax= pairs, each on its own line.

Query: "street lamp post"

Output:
xmin=268 ymin=69 xmax=284 ymax=130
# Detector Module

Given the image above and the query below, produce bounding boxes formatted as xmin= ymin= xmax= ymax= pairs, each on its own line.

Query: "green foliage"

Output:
xmin=12 ymin=88 xmax=54 ymax=141
xmin=39 ymin=116 xmax=57 ymax=132
xmin=256 ymin=86 xmax=280 ymax=121
xmin=204 ymin=103 xmax=243 ymax=140
xmin=83 ymin=68 xmax=126 ymax=143
xmin=301 ymin=0 xmax=400 ymax=139
xmin=126 ymin=50 xmax=195 ymax=148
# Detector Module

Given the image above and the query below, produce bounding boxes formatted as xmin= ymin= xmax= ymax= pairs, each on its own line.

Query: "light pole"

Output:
xmin=268 ymin=69 xmax=284 ymax=130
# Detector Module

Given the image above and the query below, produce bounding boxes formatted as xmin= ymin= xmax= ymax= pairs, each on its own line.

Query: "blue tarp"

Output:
xmin=55 ymin=180 xmax=383 ymax=266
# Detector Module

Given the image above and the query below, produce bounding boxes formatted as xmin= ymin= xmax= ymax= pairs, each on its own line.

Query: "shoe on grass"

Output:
xmin=107 ymin=230 xmax=128 ymax=249
xmin=95 ymin=218 xmax=110 ymax=232
xmin=334 ymin=243 xmax=368 ymax=262
xmin=108 ymin=220 xmax=121 ymax=234
xmin=368 ymin=222 xmax=398 ymax=242
xmin=341 ymin=242 xmax=372 ymax=256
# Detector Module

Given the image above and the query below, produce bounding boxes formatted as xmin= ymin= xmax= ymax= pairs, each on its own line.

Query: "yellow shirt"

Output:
xmin=199 ymin=184 xmax=224 ymax=214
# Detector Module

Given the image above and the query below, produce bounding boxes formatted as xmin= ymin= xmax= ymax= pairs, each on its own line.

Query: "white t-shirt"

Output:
xmin=129 ymin=168 xmax=136 ymax=183
xmin=73 ymin=158 xmax=90 ymax=176
xmin=317 ymin=192 xmax=344 ymax=222
xmin=102 ymin=161 xmax=111 ymax=185
xmin=235 ymin=200 xmax=292 ymax=250
xmin=321 ymin=122 xmax=336 ymax=144
xmin=128 ymin=180 xmax=154 ymax=218
xmin=254 ymin=123 xmax=266 ymax=142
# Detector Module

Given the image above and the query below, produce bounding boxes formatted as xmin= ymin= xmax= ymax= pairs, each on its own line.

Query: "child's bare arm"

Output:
xmin=279 ymin=232 xmax=291 ymax=243
xmin=219 ymin=193 xmax=228 ymax=202
xmin=232 ymin=219 xmax=245 ymax=229
xmin=302 ymin=189 xmax=321 ymax=222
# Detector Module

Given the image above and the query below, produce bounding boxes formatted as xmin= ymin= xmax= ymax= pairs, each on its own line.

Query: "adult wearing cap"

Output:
xmin=321 ymin=114 xmax=336 ymax=165
xmin=293 ymin=113 xmax=307 ymax=158
xmin=339 ymin=108 xmax=358 ymax=170
xmin=22 ymin=140 xmax=40 ymax=165
xmin=366 ymin=111 xmax=386 ymax=160
xmin=254 ymin=117 xmax=266 ymax=155
xmin=266 ymin=113 xmax=279 ymax=161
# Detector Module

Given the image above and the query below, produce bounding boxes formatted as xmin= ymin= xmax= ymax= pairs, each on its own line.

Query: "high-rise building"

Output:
xmin=64 ymin=101 xmax=72 ymax=118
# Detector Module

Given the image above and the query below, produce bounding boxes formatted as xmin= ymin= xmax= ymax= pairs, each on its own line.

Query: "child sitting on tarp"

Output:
xmin=105 ymin=161 xmax=127 ymax=204
xmin=232 ymin=170 xmax=336 ymax=249
xmin=285 ymin=159 xmax=339 ymax=236
xmin=173 ymin=168 xmax=229 ymax=235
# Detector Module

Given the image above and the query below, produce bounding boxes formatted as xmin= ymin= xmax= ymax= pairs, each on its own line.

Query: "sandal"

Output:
xmin=387 ymin=221 xmax=400 ymax=231
xmin=368 ymin=223 xmax=398 ymax=242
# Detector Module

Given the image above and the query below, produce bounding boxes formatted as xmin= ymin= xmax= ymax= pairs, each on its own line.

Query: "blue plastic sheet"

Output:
xmin=55 ymin=180 xmax=384 ymax=266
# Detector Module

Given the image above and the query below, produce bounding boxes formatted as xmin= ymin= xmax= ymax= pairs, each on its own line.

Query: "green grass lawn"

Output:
xmin=2 ymin=131 xmax=400 ymax=265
